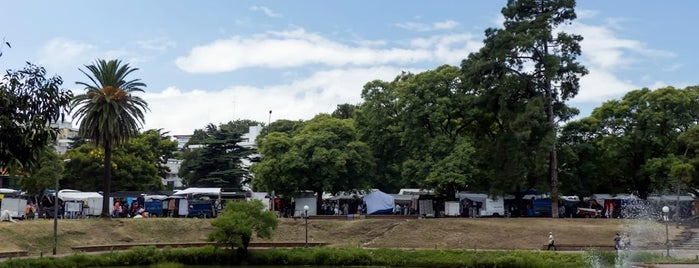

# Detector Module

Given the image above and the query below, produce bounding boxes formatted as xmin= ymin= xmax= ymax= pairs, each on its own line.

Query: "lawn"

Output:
xmin=0 ymin=216 xmax=681 ymax=255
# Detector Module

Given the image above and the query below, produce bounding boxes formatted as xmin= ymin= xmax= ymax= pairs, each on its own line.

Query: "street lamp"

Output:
xmin=53 ymin=158 xmax=70 ymax=255
xmin=662 ymin=205 xmax=670 ymax=257
xmin=303 ymin=205 xmax=309 ymax=247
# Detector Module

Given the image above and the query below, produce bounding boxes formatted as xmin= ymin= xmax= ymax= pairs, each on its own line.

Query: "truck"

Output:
xmin=0 ymin=197 xmax=27 ymax=219
xmin=458 ymin=192 xmax=505 ymax=217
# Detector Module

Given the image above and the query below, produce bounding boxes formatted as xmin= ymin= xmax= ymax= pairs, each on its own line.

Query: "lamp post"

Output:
xmin=662 ymin=205 xmax=670 ymax=257
xmin=53 ymin=158 xmax=70 ymax=255
xmin=303 ymin=205 xmax=309 ymax=247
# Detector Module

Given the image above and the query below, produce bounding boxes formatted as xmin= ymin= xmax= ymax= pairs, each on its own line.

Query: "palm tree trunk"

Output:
xmin=101 ymin=141 xmax=112 ymax=218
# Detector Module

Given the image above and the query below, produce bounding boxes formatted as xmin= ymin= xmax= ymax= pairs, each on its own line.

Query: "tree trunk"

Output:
xmin=239 ymin=235 xmax=250 ymax=258
xmin=101 ymin=141 xmax=112 ymax=218
xmin=541 ymin=23 xmax=559 ymax=218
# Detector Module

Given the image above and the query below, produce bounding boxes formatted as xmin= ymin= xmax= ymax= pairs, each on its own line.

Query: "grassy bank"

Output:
xmin=0 ymin=217 xmax=682 ymax=255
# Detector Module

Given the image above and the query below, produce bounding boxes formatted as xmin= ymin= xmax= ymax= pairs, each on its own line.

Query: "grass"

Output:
xmin=0 ymin=217 xmax=683 ymax=255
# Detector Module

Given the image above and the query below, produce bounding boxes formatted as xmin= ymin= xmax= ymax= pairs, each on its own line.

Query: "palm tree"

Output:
xmin=71 ymin=59 xmax=149 ymax=218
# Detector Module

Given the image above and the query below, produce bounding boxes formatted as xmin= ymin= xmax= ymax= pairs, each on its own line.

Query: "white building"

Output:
xmin=239 ymin=125 xmax=262 ymax=149
xmin=173 ymin=134 xmax=192 ymax=150
xmin=162 ymin=158 xmax=184 ymax=190
xmin=51 ymin=121 xmax=78 ymax=155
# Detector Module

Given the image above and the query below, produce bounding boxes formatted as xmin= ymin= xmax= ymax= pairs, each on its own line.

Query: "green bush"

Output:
xmin=0 ymin=246 xmax=693 ymax=268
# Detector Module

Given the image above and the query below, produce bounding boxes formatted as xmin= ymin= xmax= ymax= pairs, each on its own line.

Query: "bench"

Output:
xmin=0 ymin=250 xmax=28 ymax=258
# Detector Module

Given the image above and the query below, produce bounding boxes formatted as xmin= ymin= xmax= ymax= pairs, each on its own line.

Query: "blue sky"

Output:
xmin=1 ymin=1 xmax=696 ymax=135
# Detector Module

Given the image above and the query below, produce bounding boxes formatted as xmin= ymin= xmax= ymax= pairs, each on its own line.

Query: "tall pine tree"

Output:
xmin=464 ymin=0 xmax=587 ymax=217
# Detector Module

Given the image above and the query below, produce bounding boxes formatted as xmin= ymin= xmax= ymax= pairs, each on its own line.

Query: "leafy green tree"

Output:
xmin=252 ymin=114 xmax=375 ymax=212
xmin=62 ymin=132 xmax=167 ymax=192
xmin=677 ymin=126 xmax=699 ymax=189
xmin=558 ymin=117 xmax=612 ymax=197
xmin=256 ymin=119 xmax=304 ymax=143
xmin=462 ymin=0 xmax=587 ymax=216
xmin=71 ymin=59 xmax=149 ymax=218
xmin=128 ymin=129 xmax=177 ymax=179
xmin=355 ymin=78 xmax=410 ymax=192
xmin=331 ymin=103 xmax=358 ymax=119
xmin=0 ymin=63 xmax=72 ymax=170
xmin=16 ymin=146 xmax=65 ymax=207
xmin=208 ymin=200 xmax=278 ymax=256
xmin=179 ymin=120 xmax=259 ymax=188
xmin=560 ymin=86 xmax=698 ymax=198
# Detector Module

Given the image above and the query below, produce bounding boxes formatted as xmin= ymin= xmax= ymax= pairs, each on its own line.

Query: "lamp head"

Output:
xmin=662 ymin=206 xmax=670 ymax=213
xmin=303 ymin=205 xmax=309 ymax=212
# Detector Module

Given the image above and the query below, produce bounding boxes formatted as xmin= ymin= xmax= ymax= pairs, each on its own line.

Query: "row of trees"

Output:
xmin=250 ymin=0 xmax=697 ymax=216
xmin=1 ymin=46 xmax=151 ymax=217
xmin=2 ymin=0 xmax=696 ymax=218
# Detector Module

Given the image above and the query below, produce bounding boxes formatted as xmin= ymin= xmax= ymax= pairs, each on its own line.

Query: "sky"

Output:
xmin=1 ymin=1 xmax=696 ymax=135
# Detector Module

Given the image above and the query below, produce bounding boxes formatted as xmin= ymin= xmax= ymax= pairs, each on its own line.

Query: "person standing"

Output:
xmin=614 ymin=233 xmax=622 ymax=251
xmin=547 ymin=232 xmax=556 ymax=251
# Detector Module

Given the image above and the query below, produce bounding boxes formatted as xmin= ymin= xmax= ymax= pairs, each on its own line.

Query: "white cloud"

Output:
xmin=354 ymin=39 xmax=387 ymax=47
xmin=142 ymin=66 xmax=417 ymax=135
xmin=562 ymin=20 xmax=675 ymax=103
xmin=573 ymin=67 xmax=637 ymax=102
xmin=561 ymin=23 xmax=674 ymax=70
xmin=395 ymin=20 xmax=459 ymax=32
xmin=38 ymin=38 xmax=148 ymax=71
xmin=38 ymin=38 xmax=96 ymax=69
xmin=395 ymin=22 xmax=430 ymax=32
xmin=137 ymin=37 xmax=176 ymax=52
xmin=433 ymin=20 xmax=459 ymax=30
xmin=250 ymin=6 xmax=282 ymax=18
xmin=175 ymin=28 xmax=480 ymax=73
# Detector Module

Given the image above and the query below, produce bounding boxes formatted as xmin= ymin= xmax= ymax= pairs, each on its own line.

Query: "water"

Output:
xmin=587 ymin=200 xmax=668 ymax=268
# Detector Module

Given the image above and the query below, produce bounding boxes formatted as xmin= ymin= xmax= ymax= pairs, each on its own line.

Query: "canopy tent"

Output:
xmin=363 ymin=189 xmax=394 ymax=215
xmin=58 ymin=189 xmax=103 ymax=201
xmin=173 ymin=187 xmax=221 ymax=196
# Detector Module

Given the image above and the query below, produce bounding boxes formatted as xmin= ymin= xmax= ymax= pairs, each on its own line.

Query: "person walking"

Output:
xmin=547 ymin=232 xmax=556 ymax=251
xmin=614 ymin=233 xmax=622 ymax=251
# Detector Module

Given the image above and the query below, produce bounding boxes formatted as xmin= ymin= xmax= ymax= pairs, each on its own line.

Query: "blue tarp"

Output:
xmin=363 ymin=189 xmax=395 ymax=215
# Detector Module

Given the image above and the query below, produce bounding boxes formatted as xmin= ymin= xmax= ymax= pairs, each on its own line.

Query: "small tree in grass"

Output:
xmin=208 ymin=200 xmax=278 ymax=256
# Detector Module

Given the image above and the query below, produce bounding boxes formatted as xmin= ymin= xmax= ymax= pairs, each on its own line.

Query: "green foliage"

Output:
xmin=207 ymin=200 xmax=278 ymax=255
xmin=16 ymin=147 xmax=63 ymax=197
xmin=0 ymin=62 xmax=72 ymax=170
xmin=252 ymin=114 xmax=375 ymax=209
xmin=356 ymin=65 xmax=479 ymax=194
xmin=559 ymin=86 xmax=699 ymax=198
xmin=331 ymin=103 xmax=358 ymax=119
xmin=462 ymin=0 xmax=587 ymax=215
xmin=179 ymin=120 xmax=259 ymax=188
xmin=1 ymin=246 xmax=694 ymax=268
xmin=62 ymin=130 xmax=173 ymax=192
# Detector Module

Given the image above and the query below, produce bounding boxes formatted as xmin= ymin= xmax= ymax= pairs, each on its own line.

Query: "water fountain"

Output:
xmin=586 ymin=198 xmax=670 ymax=268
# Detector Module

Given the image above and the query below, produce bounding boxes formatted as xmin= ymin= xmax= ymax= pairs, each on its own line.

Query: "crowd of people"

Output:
xmin=112 ymin=199 xmax=148 ymax=218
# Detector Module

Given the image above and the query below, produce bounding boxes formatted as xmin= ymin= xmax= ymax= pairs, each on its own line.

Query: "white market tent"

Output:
xmin=363 ymin=189 xmax=395 ymax=215
xmin=173 ymin=187 xmax=221 ymax=196
xmin=58 ymin=189 xmax=103 ymax=201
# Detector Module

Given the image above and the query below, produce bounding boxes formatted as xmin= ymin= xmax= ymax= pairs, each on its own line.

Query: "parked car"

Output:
xmin=576 ymin=207 xmax=601 ymax=218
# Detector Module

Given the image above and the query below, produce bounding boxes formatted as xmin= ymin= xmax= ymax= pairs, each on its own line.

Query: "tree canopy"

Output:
xmin=207 ymin=199 xmax=278 ymax=256
xmin=460 ymin=0 xmax=587 ymax=216
xmin=559 ymin=86 xmax=699 ymax=198
xmin=179 ymin=120 xmax=260 ymax=189
xmin=62 ymin=129 xmax=176 ymax=192
xmin=0 ymin=63 xmax=72 ymax=170
xmin=252 ymin=114 xmax=374 ymax=212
